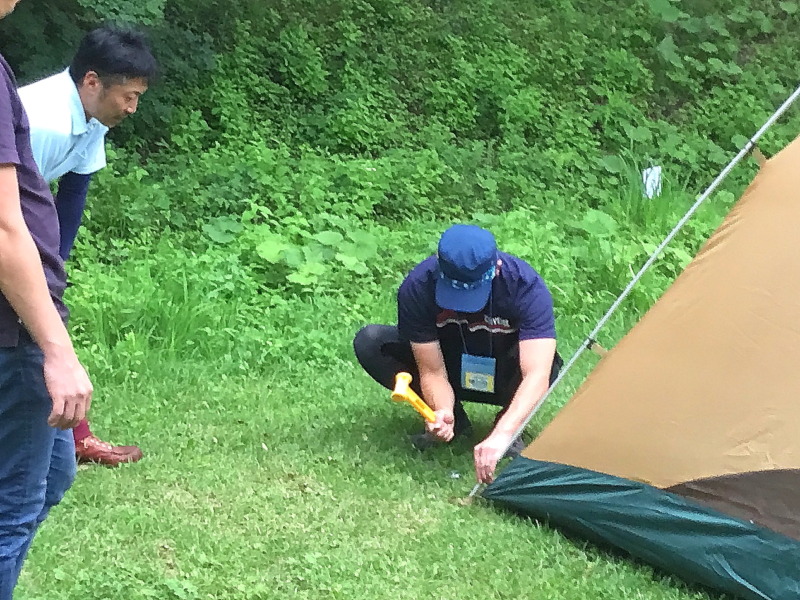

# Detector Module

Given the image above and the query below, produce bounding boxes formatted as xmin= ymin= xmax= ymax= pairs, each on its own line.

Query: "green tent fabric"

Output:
xmin=484 ymin=458 xmax=800 ymax=600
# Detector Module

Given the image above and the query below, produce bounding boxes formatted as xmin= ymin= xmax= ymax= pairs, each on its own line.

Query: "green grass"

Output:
xmin=18 ymin=324 xmax=725 ymax=600
xmin=14 ymin=188 xmax=735 ymax=599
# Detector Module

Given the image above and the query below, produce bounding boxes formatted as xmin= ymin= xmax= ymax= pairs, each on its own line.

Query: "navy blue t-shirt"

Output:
xmin=397 ymin=252 xmax=555 ymax=402
xmin=0 ymin=54 xmax=68 ymax=347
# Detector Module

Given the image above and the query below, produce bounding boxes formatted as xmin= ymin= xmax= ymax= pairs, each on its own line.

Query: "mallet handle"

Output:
xmin=391 ymin=372 xmax=437 ymax=423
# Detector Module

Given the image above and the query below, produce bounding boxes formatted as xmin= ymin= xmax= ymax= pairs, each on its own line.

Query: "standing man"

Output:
xmin=19 ymin=25 xmax=158 ymax=466
xmin=354 ymin=224 xmax=561 ymax=484
xmin=0 ymin=0 xmax=94 ymax=596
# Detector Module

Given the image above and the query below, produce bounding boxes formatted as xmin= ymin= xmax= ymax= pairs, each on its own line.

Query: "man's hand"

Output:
xmin=411 ymin=341 xmax=457 ymax=441
xmin=43 ymin=350 xmax=93 ymax=429
xmin=425 ymin=408 xmax=455 ymax=442
xmin=474 ymin=431 xmax=515 ymax=484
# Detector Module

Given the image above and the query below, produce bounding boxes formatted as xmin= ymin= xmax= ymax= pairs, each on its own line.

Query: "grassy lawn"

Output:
xmin=17 ymin=316 xmax=724 ymax=600
xmin=12 ymin=187 xmax=737 ymax=599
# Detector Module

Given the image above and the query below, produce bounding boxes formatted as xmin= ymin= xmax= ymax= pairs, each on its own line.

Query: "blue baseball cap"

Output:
xmin=435 ymin=224 xmax=497 ymax=312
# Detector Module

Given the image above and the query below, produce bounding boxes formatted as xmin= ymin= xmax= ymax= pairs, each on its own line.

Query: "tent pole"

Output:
xmin=468 ymin=82 xmax=800 ymax=499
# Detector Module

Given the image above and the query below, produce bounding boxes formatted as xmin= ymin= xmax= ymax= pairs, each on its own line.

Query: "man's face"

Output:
xmin=80 ymin=72 xmax=148 ymax=128
xmin=0 ymin=0 xmax=22 ymax=19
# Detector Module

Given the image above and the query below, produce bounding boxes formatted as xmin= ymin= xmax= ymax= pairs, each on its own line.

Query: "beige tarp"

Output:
xmin=524 ymin=135 xmax=800 ymax=489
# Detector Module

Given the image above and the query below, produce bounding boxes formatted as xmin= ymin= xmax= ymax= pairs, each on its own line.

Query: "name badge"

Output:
xmin=461 ymin=354 xmax=496 ymax=393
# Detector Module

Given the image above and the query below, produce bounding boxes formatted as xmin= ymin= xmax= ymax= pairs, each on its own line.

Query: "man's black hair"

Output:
xmin=69 ymin=25 xmax=158 ymax=85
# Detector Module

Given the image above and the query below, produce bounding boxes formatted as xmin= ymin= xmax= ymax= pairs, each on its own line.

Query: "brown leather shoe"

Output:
xmin=75 ymin=435 xmax=143 ymax=467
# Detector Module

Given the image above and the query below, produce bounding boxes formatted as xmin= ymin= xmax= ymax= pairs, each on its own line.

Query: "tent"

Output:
xmin=482 ymin=130 xmax=800 ymax=597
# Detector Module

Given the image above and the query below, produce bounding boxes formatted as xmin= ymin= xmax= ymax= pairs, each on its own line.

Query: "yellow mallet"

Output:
xmin=391 ymin=372 xmax=437 ymax=423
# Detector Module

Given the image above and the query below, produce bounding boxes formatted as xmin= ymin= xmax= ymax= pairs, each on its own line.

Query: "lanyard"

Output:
xmin=457 ymin=287 xmax=494 ymax=358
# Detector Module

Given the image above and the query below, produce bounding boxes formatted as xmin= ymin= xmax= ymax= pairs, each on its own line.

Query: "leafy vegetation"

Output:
xmin=1 ymin=0 xmax=798 ymax=598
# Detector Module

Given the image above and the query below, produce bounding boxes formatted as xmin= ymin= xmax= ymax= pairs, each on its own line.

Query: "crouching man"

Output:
xmin=354 ymin=224 xmax=561 ymax=484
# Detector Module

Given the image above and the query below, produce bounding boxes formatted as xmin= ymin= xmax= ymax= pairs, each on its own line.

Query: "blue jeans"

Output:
xmin=0 ymin=333 xmax=76 ymax=600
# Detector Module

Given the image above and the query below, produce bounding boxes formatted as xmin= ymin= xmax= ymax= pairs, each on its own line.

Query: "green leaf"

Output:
xmin=647 ymin=0 xmax=680 ymax=22
xmin=731 ymin=134 xmax=749 ymax=149
xmin=678 ymin=17 xmax=703 ymax=33
xmin=302 ymin=244 xmax=326 ymax=263
xmin=726 ymin=62 xmax=743 ymax=76
xmin=283 ymin=247 xmax=304 ymax=269
xmin=340 ymin=240 xmax=377 ymax=262
xmin=335 ymin=252 xmax=359 ymax=268
xmin=716 ymin=190 xmax=736 ymax=204
xmin=727 ymin=9 xmax=749 ymax=23
xmin=255 ymin=237 xmax=289 ymax=263
xmin=704 ymin=15 xmax=730 ymax=36
xmin=471 ymin=212 xmax=498 ymax=228
xmin=623 ymin=124 xmax=651 ymax=143
xmin=670 ymin=246 xmax=693 ymax=266
xmin=345 ymin=230 xmax=379 ymax=259
xmin=599 ymin=155 xmax=627 ymax=174
xmin=336 ymin=252 xmax=369 ymax=274
xmin=757 ymin=13 xmax=774 ymax=33
xmin=202 ymin=216 xmax=242 ymax=244
xmin=574 ymin=210 xmax=618 ymax=237
xmin=286 ymin=271 xmax=317 ymax=286
xmin=286 ymin=262 xmax=326 ymax=286
xmin=313 ymin=230 xmax=345 ymax=246
xmin=780 ymin=1 xmax=798 ymax=14
xmin=203 ymin=226 xmax=235 ymax=244
xmin=304 ymin=262 xmax=327 ymax=276
xmin=477 ymin=175 xmax=498 ymax=192
xmin=656 ymin=35 xmax=682 ymax=67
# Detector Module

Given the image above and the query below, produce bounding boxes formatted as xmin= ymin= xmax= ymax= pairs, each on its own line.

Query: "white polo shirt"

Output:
xmin=18 ymin=69 xmax=108 ymax=183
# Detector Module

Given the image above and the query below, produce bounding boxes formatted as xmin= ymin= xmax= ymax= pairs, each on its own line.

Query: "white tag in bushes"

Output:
xmin=642 ymin=166 xmax=663 ymax=199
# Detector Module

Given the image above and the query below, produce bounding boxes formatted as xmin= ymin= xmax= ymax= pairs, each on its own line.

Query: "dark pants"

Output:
xmin=353 ymin=324 xmax=562 ymax=432
xmin=0 ymin=333 xmax=76 ymax=599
